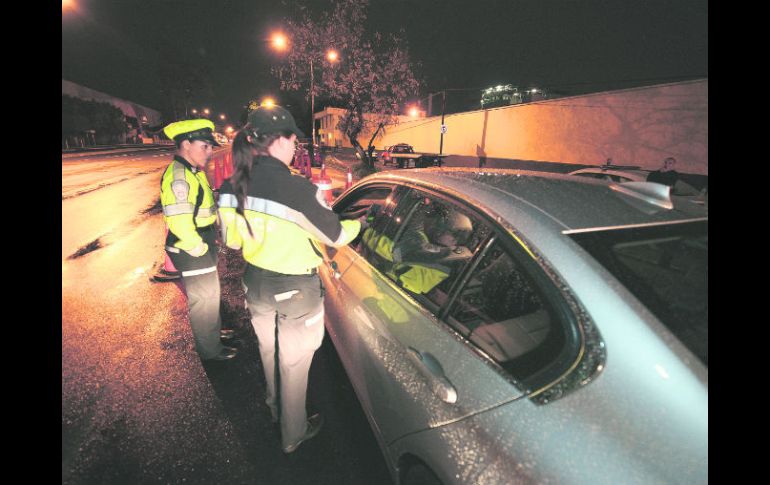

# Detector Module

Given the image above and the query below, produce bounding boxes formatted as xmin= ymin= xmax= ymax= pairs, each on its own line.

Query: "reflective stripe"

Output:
xmin=243 ymin=196 xmax=337 ymax=246
xmin=181 ymin=266 xmax=217 ymax=277
xmin=245 ymin=196 xmax=291 ymax=219
xmin=165 ymin=246 xmax=181 ymax=253
xmin=196 ymin=207 xmax=216 ymax=218
xmin=305 ymin=310 xmax=324 ymax=327
xmin=219 ymin=193 xmax=238 ymax=208
xmin=163 ymin=202 xmax=195 ymax=216
xmin=172 ymin=162 xmax=187 ymax=181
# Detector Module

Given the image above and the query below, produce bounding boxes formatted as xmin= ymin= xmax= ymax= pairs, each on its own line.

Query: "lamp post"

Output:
xmin=310 ymin=49 xmax=339 ymax=148
xmin=270 ymin=31 xmax=338 ymax=158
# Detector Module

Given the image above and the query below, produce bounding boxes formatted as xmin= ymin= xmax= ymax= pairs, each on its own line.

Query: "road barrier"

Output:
xmin=151 ymin=228 xmax=181 ymax=283
xmin=312 ymin=164 xmax=334 ymax=206
xmin=209 ymin=149 xmax=233 ymax=190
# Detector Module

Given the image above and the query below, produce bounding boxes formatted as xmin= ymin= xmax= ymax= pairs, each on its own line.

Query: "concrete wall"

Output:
xmin=379 ymin=79 xmax=708 ymax=175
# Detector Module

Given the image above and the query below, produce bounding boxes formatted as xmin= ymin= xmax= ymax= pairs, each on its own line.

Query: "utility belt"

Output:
xmin=165 ymin=223 xmax=216 ymax=247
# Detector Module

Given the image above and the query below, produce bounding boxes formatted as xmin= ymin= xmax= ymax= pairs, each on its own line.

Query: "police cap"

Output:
xmin=247 ymin=105 xmax=305 ymax=138
xmin=163 ymin=119 xmax=221 ymax=147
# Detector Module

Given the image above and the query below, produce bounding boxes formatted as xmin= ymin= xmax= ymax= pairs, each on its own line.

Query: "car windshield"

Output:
xmin=569 ymin=220 xmax=707 ymax=366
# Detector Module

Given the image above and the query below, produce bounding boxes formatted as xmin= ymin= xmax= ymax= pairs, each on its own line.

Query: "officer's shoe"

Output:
xmin=206 ymin=346 xmax=238 ymax=361
xmin=220 ymin=329 xmax=236 ymax=341
xmin=282 ymin=413 xmax=324 ymax=454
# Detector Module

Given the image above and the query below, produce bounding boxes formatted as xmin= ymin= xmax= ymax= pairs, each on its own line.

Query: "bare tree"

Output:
xmin=272 ymin=0 xmax=421 ymax=171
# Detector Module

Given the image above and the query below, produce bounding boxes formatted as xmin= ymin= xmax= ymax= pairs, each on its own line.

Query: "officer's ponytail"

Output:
xmin=230 ymin=126 xmax=292 ymax=236
xmin=230 ymin=129 xmax=257 ymax=235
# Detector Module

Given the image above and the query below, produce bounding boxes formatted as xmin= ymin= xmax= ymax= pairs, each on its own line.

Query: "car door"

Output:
xmin=325 ymin=184 xmax=529 ymax=446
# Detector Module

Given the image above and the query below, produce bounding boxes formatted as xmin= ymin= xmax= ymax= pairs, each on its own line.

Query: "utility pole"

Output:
xmin=439 ymin=90 xmax=446 ymax=156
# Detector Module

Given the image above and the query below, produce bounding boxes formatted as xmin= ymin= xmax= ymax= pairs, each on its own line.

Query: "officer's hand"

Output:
xmin=186 ymin=242 xmax=208 ymax=257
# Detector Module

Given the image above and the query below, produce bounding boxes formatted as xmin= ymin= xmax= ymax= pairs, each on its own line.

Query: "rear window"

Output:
xmin=570 ymin=220 xmax=708 ymax=366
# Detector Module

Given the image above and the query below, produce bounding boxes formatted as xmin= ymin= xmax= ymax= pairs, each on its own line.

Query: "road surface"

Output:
xmin=61 ymin=146 xmax=391 ymax=485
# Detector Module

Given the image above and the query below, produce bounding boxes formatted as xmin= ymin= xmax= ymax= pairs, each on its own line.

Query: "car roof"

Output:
xmin=360 ymin=168 xmax=707 ymax=232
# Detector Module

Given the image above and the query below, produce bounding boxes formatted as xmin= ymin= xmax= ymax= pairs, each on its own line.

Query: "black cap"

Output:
xmin=247 ymin=105 xmax=305 ymax=138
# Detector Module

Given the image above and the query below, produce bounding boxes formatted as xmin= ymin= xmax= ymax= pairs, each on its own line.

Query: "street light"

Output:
xmin=271 ymin=33 xmax=288 ymax=51
xmin=309 ymin=49 xmax=339 ymax=147
xmin=203 ymin=108 xmax=210 ymax=116
xmin=261 ymin=97 xmax=275 ymax=108
xmin=220 ymin=114 xmax=226 ymax=120
xmin=408 ymin=106 xmax=419 ymax=117
xmin=270 ymin=32 xmax=338 ymax=149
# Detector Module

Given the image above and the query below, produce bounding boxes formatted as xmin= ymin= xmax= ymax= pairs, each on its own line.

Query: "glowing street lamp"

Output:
xmin=408 ymin=106 xmax=419 ymax=117
xmin=203 ymin=108 xmax=210 ymax=116
xmin=269 ymin=31 xmax=339 ymax=149
xmin=219 ymin=114 xmax=226 ymax=120
xmin=271 ymin=33 xmax=288 ymax=51
xmin=261 ymin=98 xmax=275 ymax=108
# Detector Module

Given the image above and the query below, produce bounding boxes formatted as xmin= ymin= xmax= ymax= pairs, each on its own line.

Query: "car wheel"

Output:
xmin=403 ymin=464 xmax=442 ymax=485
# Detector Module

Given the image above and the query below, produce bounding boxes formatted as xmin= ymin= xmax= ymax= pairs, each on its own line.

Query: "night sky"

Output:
xmin=62 ymin=0 xmax=707 ymax=126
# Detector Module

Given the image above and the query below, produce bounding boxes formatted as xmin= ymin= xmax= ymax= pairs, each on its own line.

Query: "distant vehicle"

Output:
xmin=381 ymin=143 xmax=415 ymax=166
xmin=381 ymin=143 xmax=447 ymax=169
xmin=569 ymin=165 xmax=705 ymax=202
xmin=321 ymin=169 xmax=708 ymax=485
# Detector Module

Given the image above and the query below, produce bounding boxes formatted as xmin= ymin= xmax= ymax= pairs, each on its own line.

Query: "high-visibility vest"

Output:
xmin=160 ymin=156 xmax=217 ymax=251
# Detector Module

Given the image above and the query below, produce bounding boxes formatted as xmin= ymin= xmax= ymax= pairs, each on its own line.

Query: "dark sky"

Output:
xmin=62 ymin=0 xmax=707 ymax=126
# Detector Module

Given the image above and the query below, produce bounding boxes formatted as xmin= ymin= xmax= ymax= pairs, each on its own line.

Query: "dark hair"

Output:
xmin=229 ymin=126 xmax=294 ymax=235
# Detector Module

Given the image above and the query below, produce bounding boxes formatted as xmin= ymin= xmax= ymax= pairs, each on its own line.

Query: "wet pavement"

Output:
xmin=62 ymin=148 xmax=392 ymax=485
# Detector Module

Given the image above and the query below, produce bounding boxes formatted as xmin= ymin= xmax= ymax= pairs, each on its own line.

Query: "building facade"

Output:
xmin=62 ymin=79 xmax=164 ymax=145
xmin=314 ymin=107 xmax=423 ymax=150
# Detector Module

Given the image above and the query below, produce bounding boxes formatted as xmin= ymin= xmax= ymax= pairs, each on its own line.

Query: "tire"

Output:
xmin=403 ymin=464 xmax=442 ymax=485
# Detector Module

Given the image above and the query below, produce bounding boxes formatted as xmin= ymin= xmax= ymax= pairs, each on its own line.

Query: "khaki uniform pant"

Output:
xmin=167 ymin=227 xmax=224 ymax=360
xmin=243 ymin=266 xmax=325 ymax=448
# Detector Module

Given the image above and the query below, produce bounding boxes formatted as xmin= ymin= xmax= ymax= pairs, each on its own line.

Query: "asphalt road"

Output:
xmin=62 ymin=146 xmax=392 ymax=485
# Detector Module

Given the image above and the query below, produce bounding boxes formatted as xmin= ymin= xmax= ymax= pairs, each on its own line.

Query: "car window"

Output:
xmin=445 ymin=239 xmax=567 ymax=385
xmin=570 ymin=220 xmax=708 ymax=366
xmin=382 ymin=190 xmax=490 ymax=311
xmin=333 ymin=185 xmax=399 ymax=248
xmin=349 ymin=186 xmax=409 ymax=274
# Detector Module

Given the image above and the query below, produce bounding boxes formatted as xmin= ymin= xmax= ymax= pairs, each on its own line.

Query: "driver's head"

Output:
xmin=432 ymin=211 xmax=473 ymax=247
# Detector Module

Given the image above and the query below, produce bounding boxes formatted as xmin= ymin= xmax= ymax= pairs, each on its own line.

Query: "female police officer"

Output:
xmin=161 ymin=119 xmax=237 ymax=362
xmin=217 ymin=105 xmax=360 ymax=453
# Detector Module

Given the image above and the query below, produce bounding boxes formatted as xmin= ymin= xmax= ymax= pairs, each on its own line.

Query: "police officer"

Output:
xmin=218 ymin=105 xmax=360 ymax=453
xmin=161 ymin=119 xmax=237 ymax=362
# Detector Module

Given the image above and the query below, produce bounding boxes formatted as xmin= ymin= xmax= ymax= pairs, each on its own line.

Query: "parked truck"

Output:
xmin=381 ymin=143 xmax=447 ymax=168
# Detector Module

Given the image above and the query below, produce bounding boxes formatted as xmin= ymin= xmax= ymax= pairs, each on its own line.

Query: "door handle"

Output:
xmin=406 ymin=347 xmax=458 ymax=404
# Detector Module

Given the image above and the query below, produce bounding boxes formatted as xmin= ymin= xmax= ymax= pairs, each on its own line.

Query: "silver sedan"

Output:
xmin=319 ymin=168 xmax=707 ymax=485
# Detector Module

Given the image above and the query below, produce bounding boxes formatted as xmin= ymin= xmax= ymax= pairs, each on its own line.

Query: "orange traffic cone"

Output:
xmin=152 ymin=229 xmax=181 ymax=283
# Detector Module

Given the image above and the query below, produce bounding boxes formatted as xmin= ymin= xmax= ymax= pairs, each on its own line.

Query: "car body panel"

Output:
xmin=321 ymin=246 xmax=527 ymax=447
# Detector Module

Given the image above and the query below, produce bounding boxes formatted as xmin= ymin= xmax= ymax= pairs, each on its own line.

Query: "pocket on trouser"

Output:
xmin=301 ymin=307 xmax=325 ymax=352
